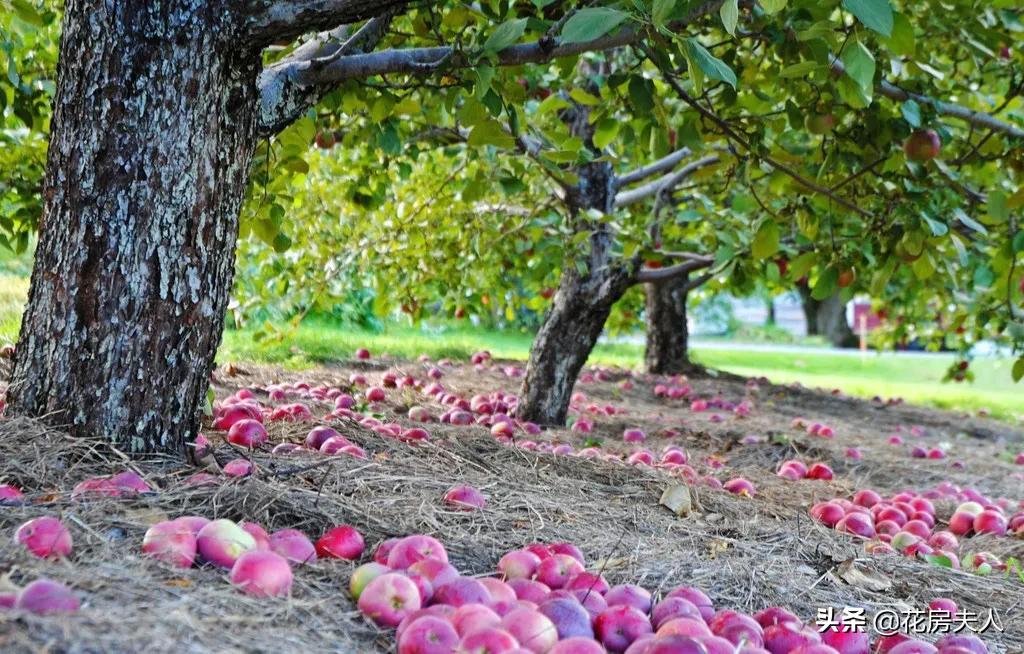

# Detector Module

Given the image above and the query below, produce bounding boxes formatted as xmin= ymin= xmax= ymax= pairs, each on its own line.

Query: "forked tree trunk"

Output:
xmin=7 ymin=1 xmax=260 ymax=455
xmin=644 ymin=277 xmax=695 ymax=375
xmin=516 ymin=153 xmax=635 ymax=425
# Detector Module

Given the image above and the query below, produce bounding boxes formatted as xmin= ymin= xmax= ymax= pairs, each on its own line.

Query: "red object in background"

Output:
xmin=853 ymin=302 xmax=883 ymax=331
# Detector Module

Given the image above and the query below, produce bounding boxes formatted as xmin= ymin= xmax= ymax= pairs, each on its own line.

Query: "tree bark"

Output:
xmin=7 ymin=1 xmax=260 ymax=455
xmin=644 ymin=276 xmax=695 ymax=375
xmin=816 ymin=293 xmax=858 ymax=348
xmin=797 ymin=286 xmax=856 ymax=347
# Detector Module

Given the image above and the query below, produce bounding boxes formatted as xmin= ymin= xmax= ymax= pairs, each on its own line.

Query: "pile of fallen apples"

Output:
xmin=810 ymin=484 xmax=1023 ymax=575
xmin=348 ymin=533 xmax=989 ymax=653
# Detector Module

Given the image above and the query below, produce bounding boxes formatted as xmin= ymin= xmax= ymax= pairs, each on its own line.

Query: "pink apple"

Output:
xmin=551 ymin=638 xmax=606 ymax=654
xmin=387 ymin=534 xmax=448 ymax=569
xmin=655 ymin=617 xmax=711 ymax=638
xmin=305 ymin=425 xmax=342 ymax=450
xmin=536 ymin=554 xmax=585 ymax=589
xmin=624 ymin=428 xmax=647 ymax=443
xmin=316 ymin=525 xmax=365 ymax=560
xmin=240 ymin=521 xmax=271 ymax=550
xmin=498 ymin=549 xmax=542 ymax=581
xmin=444 ymin=485 xmax=487 ymax=511
xmin=229 ymin=550 xmax=293 ymax=597
xmin=434 ymin=577 xmax=492 ymax=608
xmin=508 ymin=579 xmax=551 ymax=604
xmin=500 ymin=607 xmax=558 ymax=652
xmin=973 ymin=509 xmax=1007 ymax=536
xmin=605 ymin=584 xmax=652 ymax=612
xmin=222 ymin=458 xmax=253 ymax=477
xmin=763 ymin=622 xmax=821 ymax=654
xmin=0 ymin=483 xmax=24 ymax=503
xmin=836 ymin=513 xmax=875 ymax=539
xmin=453 ymin=603 xmax=502 ymax=637
xmin=15 ymin=579 xmax=80 ymax=615
xmin=595 ymin=604 xmax=654 ymax=652
xmin=710 ymin=611 xmax=764 ymax=648
xmin=652 ymin=597 xmax=703 ymax=629
xmin=269 ymin=528 xmax=317 ymax=564
xmin=14 ymin=516 xmax=73 ymax=559
xmin=142 ymin=519 xmax=197 ymax=568
xmin=196 ymin=519 xmax=256 ymax=568
xmin=753 ymin=606 xmax=800 ymax=628
xmin=458 ymin=627 xmax=521 ymax=653
xmin=350 ymin=562 xmax=390 ymax=600
xmin=355 ymin=348 xmax=371 ymax=359
xmin=724 ymin=478 xmax=756 ymax=497
xmin=821 ymin=625 xmax=870 ymax=654
xmin=812 ymin=502 xmax=846 ymax=528
xmin=885 ymin=640 xmax=937 ymax=654
xmin=852 ymin=490 xmax=881 ymax=508
xmin=666 ymin=587 xmax=714 ymax=622
xmin=409 ymin=558 xmax=460 ymax=589
xmin=359 ymin=572 xmax=422 ymax=627
xmin=366 ymin=386 xmax=386 ymax=402
xmin=398 ymin=615 xmax=460 ymax=654
xmin=540 ymin=597 xmax=594 ymax=640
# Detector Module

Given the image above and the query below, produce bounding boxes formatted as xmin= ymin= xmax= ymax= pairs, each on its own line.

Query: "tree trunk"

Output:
xmin=766 ymin=295 xmax=776 ymax=326
xmin=797 ymin=285 xmax=820 ymax=335
xmin=7 ymin=1 xmax=260 ymax=455
xmin=644 ymin=276 xmax=695 ymax=375
xmin=816 ymin=293 xmax=858 ymax=348
xmin=516 ymin=129 xmax=636 ymax=425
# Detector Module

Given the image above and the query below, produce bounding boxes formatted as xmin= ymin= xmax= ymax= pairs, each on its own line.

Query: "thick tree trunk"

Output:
xmin=816 ymin=293 xmax=858 ymax=348
xmin=7 ymin=1 xmax=260 ymax=455
xmin=516 ymin=143 xmax=636 ymax=425
xmin=644 ymin=277 xmax=695 ymax=375
xmin=516 ymin=228 xmax=635 ymax=426
xmin=797 ymin=285 xmax=820 ymax=336
xmin=796 ymin=286 xmax=856 ymax=348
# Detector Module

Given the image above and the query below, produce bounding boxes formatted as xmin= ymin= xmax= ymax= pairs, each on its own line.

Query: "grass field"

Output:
xmin=0 ymin=267 xmax=1018 ymax=421
xmin=218 ymin=319 xmax=1024 ymax=422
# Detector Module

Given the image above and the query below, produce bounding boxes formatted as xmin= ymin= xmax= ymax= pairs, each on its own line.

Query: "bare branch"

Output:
xmin=636 ymin=257 xmax=714 ymax=284
xmin=243 ymin=0 xmax=412 ymax=46
xmin=614 ymin=155 xmax=720 ymax=208
xmin=617 ymin=147 xmax=693 ymax=187
xmin=660 ymin=251 xmax=714 ymax=264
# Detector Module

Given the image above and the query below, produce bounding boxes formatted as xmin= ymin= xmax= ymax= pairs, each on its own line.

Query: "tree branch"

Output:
xmin=617 ymin=147 xmax=693 ymax=187
xmin=243 ymin=0 xmax=411 ymax=46
xmin=682 ymin=270 xmax=715 ymax=293
xmin=636 ymin=257 xmax=714 ymax=283
xmin=614 ymin=155 xmax=720 ymax=208
xmin=258 ymin=0 xmax=729 ymax=135
xmin=828 ymin=57 xmax=1024 ymax=139
xmin=257 ymin=13 xmax=396 ymax=135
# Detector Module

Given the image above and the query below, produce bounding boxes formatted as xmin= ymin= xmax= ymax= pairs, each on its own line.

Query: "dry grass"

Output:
xmin=1 ymin=359 xmax=1023 ymax=653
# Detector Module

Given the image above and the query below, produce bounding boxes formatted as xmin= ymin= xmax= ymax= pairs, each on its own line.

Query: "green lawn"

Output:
xmin=219 ymin=319 xmax=1023 ymax=423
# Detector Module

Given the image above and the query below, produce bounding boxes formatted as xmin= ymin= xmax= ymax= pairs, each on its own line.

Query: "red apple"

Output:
xmin=269 ymin=528 xmax=317 ymax=564
xmin=227 ymin=419 xmax=267 ymax=448
xmin=666 ymin=587 xmax=714 ymax=622
xmin=595 ymin=604 xmax=654 ymax=652
xmin=536 ymin=553 xmax=585 ymax=589
xmin=196 ymin=519 xmax=256 ymax=568
xmin=14 ymin=516 xmax=73 ymax=559
xmin=903 ymin=129 xmax=941 ymax=162
xmin=316 ymin=525 xmax=365 ymax=560
xmin=387 ymin=534 xmax=448 ymax=569
xmin=457 ymin=627 xmax=521 ymax=653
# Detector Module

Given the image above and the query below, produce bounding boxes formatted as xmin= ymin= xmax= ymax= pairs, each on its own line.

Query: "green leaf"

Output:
xmin=751 ymin=221 xmax=780 ymax=259
xmin=881 ymin=13 xmax=915 ymax=56
xmin=536 ymin=94 xmax=571 ymax=115
xmin=720 ymin=0 xmax=738 ymax=36
xmin=1013 ymin=356 xmax=1024 ymax=383
xmin=779 ymin=61 xmax=822 ymax=78
xmin=837 ymin=42 xmax=875 ymax=108
xmin=628 ymin=76 xmax=655 ymax=113
xmin=920 ymin=211 xmax=948 ymax=237
xmin=925 ymin=553 xmax=954 ymax=569
xmin=569 ymin=88 xmax=601 ymax=106
xmin=900 ymin=99 xmax=921 ymax=128
xmin=953 ymin=208 xmax=988 ymax=235
xmin=593 ymin=118 xmax=620 ymax=149
xmin=467 ymin=120 xmax=515 ymax=149
xmin=652 ymin=0 xmax=676 ymax=28
xmin=560 ymin=8 xmax=629 ymax=44
xmin=684 ymin=39 xmax=737 ymax=89
xmin=760 ymin=0 xmax=787 ymax=15
xmin=1013 ymin=230 xmax=1024 ymax=253
xmin=788 ymin=252 xmax=816 ymax=281
xmin=484 ymin=18 xmax=528 ymax=53
xmin=843 ymin=0 xmax=893 ymax=37
xmin=988 ymin=190 xmax=1009 ymax=222
xmin=11 ymin=0 xmax=44 ymax=26
xmin=811 ymin=266 xmax=838 ymax=300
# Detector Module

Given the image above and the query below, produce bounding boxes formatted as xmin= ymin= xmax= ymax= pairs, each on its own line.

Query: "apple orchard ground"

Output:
xmin=1 ymin=356 xmax=1023 ymax=653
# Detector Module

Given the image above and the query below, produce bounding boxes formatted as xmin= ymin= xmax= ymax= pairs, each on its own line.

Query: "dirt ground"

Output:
xmin=1 ymin=356 xmax=1023 ymax=653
